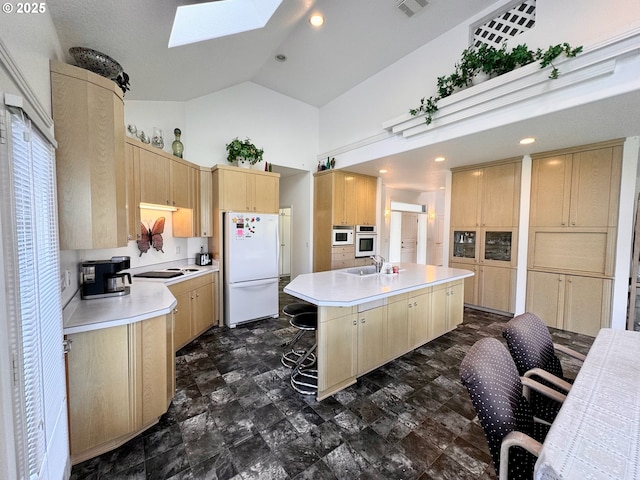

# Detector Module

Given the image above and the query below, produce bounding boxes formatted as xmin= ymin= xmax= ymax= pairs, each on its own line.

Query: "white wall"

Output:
xmin=124 ymin=100 xmax=186 ymax=157
xmin=319 ymin=0 xmax=640 ymax=154
xmin=185 ymin=81 xmax=319 ymax=169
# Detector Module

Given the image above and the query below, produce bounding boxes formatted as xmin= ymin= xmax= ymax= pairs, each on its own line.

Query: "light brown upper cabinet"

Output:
xmin=137 ymin=143 xmax=194 ymax=209
xmin=355 ymin=175 xmax=377 ymax=226
xmin=125 ymin=142 xmax=141 ymax=241
xmin=213 ymin=165 xmax=279 ymax=214
xmin=451 ymin=160 xmax=521 ymax=228
xmin=331 ymin=171 xmax=357 ymax=226
xmin=138 ymin=147 xmax=171 ymax=206
xmin=199 ymin=167 xmax=213 ymax=237
xmin=530 ymin=143 xmax=622 ymax=228
xmin=51 ymin=60 xmax=127 ymax=250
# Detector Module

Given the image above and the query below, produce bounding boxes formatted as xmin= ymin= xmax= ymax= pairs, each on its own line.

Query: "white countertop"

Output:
xmin=284 ymin=263 xmax=474 ymax=307
xmin=63 ymin=261 xmax=219 ymax=335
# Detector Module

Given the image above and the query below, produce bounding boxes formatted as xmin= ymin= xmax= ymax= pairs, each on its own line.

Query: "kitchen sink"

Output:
xmin=341 ymin=265 xmax=379 ymax=276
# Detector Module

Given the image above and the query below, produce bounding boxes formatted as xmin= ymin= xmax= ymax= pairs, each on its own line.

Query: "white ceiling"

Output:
xmin=47 ymin=1 xmax=640 ymax=192
xmin=48 ymin=0 xmax=498 ymax=106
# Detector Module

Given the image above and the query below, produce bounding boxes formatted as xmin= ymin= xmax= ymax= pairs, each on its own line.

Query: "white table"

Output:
xmin=535 ymin=328 xmax=640 ymax=480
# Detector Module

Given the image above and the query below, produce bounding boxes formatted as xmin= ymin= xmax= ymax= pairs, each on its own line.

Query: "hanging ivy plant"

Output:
xmin=410 ymin=42 xmax=583 ymax=125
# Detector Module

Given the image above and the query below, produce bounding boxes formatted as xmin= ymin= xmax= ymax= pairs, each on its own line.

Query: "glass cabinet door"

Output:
xmin=484 ymin=231 xmax=512 ymax=262
xmin=453 ymin=230 xmax=477 ymax=259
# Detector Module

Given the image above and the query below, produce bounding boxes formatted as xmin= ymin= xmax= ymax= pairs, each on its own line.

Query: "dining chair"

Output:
xmin=502 ymin=312 xmax=586 ymax=423
xmin=460 ymin=337 xmax=566 ymax=480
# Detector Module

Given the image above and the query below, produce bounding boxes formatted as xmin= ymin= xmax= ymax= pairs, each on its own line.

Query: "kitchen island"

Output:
xmin=284 ymin=264 xmax=474 ymax=400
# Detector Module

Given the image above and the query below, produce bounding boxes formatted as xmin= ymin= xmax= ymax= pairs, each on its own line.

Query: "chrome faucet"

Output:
xmin=370 ymin=255 xmax=385 ymax=273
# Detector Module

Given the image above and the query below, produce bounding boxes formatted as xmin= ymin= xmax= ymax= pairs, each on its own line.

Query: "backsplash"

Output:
xmin=60 ymin=209 xmax=212 ymax=305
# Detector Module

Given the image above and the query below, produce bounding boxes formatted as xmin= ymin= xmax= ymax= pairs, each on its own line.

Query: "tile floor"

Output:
xmin=70 ymin=277 xmax=593 ymax=480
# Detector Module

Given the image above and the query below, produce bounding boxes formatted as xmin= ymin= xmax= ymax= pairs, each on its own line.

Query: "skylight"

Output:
xmin=168 ymin=0 xmax=283 ymax=48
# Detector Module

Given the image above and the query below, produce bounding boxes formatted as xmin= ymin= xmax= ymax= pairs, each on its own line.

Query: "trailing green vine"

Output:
xmin=410 ymin=42 xmax=583 ymax=125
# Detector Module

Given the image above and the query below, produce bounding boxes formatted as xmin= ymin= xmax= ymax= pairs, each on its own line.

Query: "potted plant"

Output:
xmin=226 ymin=137 xmax=264 ymax=168
xmin=410 ymin=42 xmax=582 ymax=125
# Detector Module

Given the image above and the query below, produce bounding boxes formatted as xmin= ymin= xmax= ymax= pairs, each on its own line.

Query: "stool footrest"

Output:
xmin=282 ymin=350 xmax=316 ymax=369
xmin=291 ymin=369 xmax=318 ymax=395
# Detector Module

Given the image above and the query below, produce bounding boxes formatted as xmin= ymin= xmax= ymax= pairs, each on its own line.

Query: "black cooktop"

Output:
xmin=133 ymin=271 xmax=184 ymax=279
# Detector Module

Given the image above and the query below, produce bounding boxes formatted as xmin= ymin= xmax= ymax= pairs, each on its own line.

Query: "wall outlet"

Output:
xmin=175 ymin=246 xmax=181 ymax=255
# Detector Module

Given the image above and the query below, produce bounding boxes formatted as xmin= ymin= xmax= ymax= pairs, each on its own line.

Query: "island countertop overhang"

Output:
xmin=284 ymin=264 xmax=474 ymax=307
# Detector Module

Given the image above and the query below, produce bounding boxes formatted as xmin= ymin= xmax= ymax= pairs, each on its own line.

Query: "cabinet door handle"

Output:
xmin=413 ymin=302 xmax=417 ymax=307
xmin=361 ymin=318 xmax=366 ymax=323
xmin=173 ymin=308 xmax=178 ymax=314
xmin=408 ymin=304 xmax=412 ymax=309
xmin=561 ymin=221 xmax=566 ymax=226
xmin=352 ymin=320 xmax=357 ymax=325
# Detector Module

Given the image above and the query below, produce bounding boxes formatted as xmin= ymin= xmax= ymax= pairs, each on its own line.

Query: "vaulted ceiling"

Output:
xmin=47 ymin=1 xmax=640 ymax=191
xmin=48 ymin=0 xmax=498 ymax=106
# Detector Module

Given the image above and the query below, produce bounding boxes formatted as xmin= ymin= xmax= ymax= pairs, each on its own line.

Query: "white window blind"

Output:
xmin=4 ymin=107 xmax=68 ymax=479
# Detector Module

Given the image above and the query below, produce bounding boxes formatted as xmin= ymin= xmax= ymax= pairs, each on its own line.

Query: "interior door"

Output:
xmin=279 ymin=207 xmax=291 ymax=276
xmin=400 ymin=212 xmax=418 ymax=263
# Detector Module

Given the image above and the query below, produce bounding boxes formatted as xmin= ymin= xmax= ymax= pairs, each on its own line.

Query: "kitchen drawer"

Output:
xmin=332 ymin=246 xmax=355 ymax=255
xmin=331 ymin=259 xmax=355 ymax=270
xmin=354 ymin=257 xmax=371 ymax=267
xmin=332 ymin=251 xmax=355 ymax=262
xmin=168 ymin=272 xmax=214 ymax=296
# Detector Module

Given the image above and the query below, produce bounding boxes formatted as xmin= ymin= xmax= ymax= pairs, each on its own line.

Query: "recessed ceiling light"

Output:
xmin=275 ymin=54 xmax=287 ymax=62
xmin=520 ymin=137 xmax=536 ymax=145
xmin=434 ymin=156 xmax=446 ymax=162
xmin=309 ymin=14 xmax=324 ymax=26
xmin=379 ymin=169 xmax=388 ymax=174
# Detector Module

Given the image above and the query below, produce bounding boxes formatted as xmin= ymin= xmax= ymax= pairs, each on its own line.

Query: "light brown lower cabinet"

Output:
xmin=317 ymin=280 xmax=464 ymax=399
xmin=449 ymin=261 xmax=514 ymax=313
xmin=66 ymin=314 xmax=174 ymax=464
xmin=317 ymin=307 xmax=357 ymax=395
xmin=526 ymin=270 xmax=612 ymax=336
xmin=357 ymin=306 xmax=386 ymax=375
xmin=169 ymin=273 xmax=216 ymax=351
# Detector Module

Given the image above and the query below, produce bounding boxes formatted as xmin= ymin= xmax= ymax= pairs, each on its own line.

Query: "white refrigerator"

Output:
xmin=224 ymin=212 xmax=279 ymax=327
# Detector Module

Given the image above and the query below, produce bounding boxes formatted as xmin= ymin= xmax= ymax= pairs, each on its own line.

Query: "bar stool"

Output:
xmin=288 ymin=312 xmax=318 ymax=395
xmin=281 ymin=304 xmax=317 ymax=369
xmin=281 ymin=310 xmax=317 ymax=369
xmin=282 ymin=303 xmax=317 ymax=318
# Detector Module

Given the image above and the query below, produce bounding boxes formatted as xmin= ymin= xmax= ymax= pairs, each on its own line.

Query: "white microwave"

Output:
xmin=332 ymin=226 xmax=354 ymax=246
xmin=355 ymin=225 xmax=377 ymax=257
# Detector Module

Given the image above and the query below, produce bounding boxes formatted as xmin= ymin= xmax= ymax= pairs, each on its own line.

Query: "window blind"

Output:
xmin=5 ymin=108 xmax=68 ymax=479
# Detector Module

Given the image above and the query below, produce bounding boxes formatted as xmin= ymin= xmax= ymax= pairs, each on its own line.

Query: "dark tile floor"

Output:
xmin=71 ymin=277 xmax=593 ymax=480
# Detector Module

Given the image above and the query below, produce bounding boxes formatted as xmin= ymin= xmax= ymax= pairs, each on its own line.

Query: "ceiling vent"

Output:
xmin=396 ymin=0 xmax=428 ymax=17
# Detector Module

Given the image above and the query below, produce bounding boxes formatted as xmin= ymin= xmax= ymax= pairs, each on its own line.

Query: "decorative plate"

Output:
xmin=69 ymin=47 xmax=123 ymax=80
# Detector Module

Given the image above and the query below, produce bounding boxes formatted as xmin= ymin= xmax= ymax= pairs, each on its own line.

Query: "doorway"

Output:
xmin=279 ymin=207 xmax=291 ymax=276
xmin=389 ymin=203 xmax=428 ymax=264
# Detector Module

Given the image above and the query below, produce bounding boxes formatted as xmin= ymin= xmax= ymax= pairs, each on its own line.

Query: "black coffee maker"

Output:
xmin=81 ymin=256 xmax=132 ymax=299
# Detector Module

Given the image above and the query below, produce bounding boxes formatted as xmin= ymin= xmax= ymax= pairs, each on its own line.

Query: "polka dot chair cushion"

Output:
xmin=502 ymin=312 xmax=568 ymax=423
xmin=460 ymin=337 xmax=543 ymax=479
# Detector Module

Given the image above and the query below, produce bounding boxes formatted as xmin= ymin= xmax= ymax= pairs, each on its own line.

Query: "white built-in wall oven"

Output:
xmin=332 ymin=226 xmax=354 ymax=246
xmin=355 ymin=225 xmax=377 ymax=257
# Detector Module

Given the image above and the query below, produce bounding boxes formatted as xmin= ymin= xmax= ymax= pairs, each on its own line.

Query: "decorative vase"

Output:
xmin=237 ymin=157 xmax=250 ymax=168
xmin=151 ymin=127 xmax=164 ymax=149
xmin=172 ymin=128 xmax=184 ymax=158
